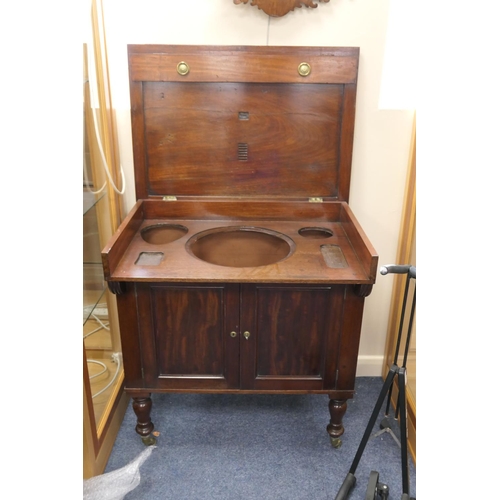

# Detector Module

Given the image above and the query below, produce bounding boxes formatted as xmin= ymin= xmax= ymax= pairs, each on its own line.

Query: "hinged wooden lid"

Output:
xmin=128 ymin=45 xmax=359 ymax=202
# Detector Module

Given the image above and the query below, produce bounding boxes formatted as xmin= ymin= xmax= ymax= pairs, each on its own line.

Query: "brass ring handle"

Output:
xmin=243 ymin=331 xmax=251 ymax=340
xmin=177 ymin=61 xmax=190 ymax=76
xmin=230 ymin=331 xmax=237 ymax=338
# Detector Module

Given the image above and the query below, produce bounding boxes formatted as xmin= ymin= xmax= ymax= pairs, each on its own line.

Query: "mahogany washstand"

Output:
xmin=102 ymin=45 xmax=378 ymax=447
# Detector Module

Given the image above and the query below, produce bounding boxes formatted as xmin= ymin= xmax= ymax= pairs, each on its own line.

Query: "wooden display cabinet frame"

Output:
xmin=83 ymin=0 xmax=127 ymax=478
xmin=383 ymin=115 xmax=416 ymax=462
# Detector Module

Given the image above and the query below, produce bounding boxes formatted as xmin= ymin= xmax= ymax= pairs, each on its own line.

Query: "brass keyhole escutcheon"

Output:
xmin=297 ymin=62 xmax=311 ymax=77
xmin=230 ymin=331 xmax=237 ymax=338
xmin=177 ymin=61 xmax=190 ymax=76
xmin=243 ymin=331 xmax=251 ymax=340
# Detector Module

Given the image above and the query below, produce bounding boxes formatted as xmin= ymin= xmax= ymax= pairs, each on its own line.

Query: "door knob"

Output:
xmin=230 ymin=331 xmax=237 ymax=338
xmin=243 ymin=331 xmax=251 ymax=340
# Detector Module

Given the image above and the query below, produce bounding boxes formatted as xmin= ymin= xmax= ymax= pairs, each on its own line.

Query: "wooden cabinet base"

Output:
xmin=114 ymin=281 xmax=367 ymax=445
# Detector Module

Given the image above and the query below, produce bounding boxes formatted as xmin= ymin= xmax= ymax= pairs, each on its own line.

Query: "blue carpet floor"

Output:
xmin=105 ymin=377 xmax=416 ymax=499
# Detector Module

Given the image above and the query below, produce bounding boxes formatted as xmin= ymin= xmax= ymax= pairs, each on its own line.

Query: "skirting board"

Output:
xmin=356 ymin=355 xmax=384 ymax=377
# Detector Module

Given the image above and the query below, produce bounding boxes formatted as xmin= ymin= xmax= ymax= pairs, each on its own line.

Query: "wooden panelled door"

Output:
xmin=240 ymin=284 xmax=343 ymax=391
xmin=142 ymin=283 xmax=241 ymax=390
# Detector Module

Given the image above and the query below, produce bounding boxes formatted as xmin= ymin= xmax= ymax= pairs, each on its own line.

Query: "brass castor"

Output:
xmin=141 ymin=434 xmax=157 ymax=446
xmin=330 ymin=436 xmax=342 ymax=448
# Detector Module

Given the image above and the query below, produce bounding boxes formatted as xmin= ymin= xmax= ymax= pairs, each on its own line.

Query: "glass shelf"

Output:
xmin=83 ymin=187 xmax=107 ymax=326
xmin=83 ymin=286 xmax=106 ymax=326
xmin=83 ymin=189 xmax=107 ymax=216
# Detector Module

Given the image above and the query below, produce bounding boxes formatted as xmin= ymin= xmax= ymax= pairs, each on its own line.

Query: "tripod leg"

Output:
xmin=401 ymin=290 xmax=416 ymax=370
xmin=348 ymin=366 xmax=398 ymax=474
xmin=396 ymin=290 xmax=416 ymax=420
xmin=385 ymin=274 xmax=412 ymax=416
xmin=398 ymin=367 xmax=410 ymax=496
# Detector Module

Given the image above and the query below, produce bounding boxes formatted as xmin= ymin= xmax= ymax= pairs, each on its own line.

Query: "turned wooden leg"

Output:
xmin=327 ymin=398 xmax=347 ymax=448
xmin=132 ymin=395 xmax=156 ymax=445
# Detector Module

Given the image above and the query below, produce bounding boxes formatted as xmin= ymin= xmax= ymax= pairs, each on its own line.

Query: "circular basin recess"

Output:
xmin=298 ymin=227 xmax=334 ymax=239
xmin=186 ymin=226 xmax=295 ymax=268
xmin=140 ymin=224 xmax=188 ymax=244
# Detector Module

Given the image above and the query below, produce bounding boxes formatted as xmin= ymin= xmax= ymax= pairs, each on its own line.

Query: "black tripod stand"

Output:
xmin=335 ymin=265 xmax=416 ymax=500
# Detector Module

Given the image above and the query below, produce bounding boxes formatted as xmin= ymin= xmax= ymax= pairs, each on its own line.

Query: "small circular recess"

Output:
xmin=140 ymin=224 xmax=188 ymax=245
xmin=298 ymin=227 xmax=334 ymax=239
xmin=186 ymin=226 xmax=295 ymax=268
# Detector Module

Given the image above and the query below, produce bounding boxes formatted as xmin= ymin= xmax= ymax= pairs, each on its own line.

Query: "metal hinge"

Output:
xmin=162 ymin=195 xmax=177 ymax=201
xmin=308 ymin=197 xmax=323 ymax=203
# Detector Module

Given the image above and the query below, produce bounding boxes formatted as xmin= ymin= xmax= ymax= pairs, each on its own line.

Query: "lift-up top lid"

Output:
xmin=128 ymin=45 xmax=359 ymax=202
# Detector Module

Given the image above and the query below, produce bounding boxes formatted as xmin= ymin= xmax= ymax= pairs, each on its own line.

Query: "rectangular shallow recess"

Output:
xmin=135 ymin=252 xmax=164 ymax=266
xmin=320 ymin=245 xmax=348 ymax=269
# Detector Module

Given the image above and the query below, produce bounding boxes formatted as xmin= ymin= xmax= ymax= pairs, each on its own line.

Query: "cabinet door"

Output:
xmin=139 ymin=283 xmax=240 ymax=390
xmin=239 ymin=284 xmax=344 ymax=391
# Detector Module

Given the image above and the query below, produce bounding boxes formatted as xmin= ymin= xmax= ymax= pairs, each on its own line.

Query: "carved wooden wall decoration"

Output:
xmin=234 ymin=0 xmax=330 ymax=17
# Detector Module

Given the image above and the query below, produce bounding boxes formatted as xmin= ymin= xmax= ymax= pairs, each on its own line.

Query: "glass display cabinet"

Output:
xmin=83 ymin=38 xmax=128 ymax=478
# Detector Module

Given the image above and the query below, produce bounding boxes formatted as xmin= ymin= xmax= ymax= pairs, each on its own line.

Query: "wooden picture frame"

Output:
xmin=234 ymin=0 xmax=330 ymax=17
